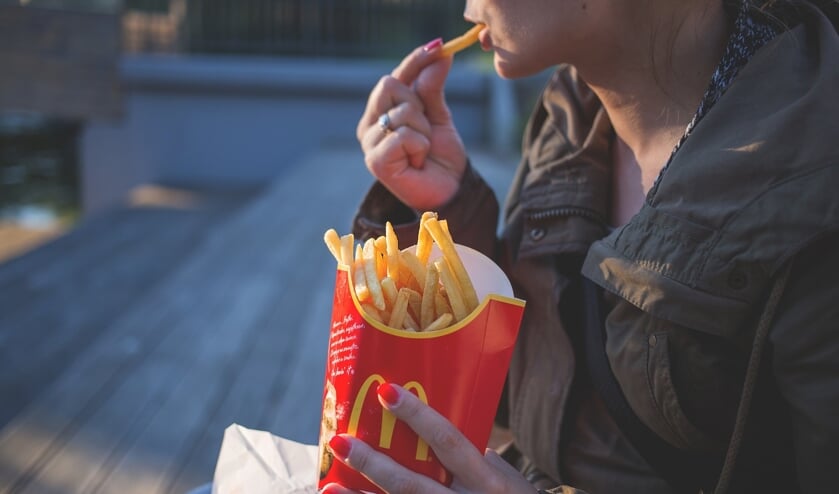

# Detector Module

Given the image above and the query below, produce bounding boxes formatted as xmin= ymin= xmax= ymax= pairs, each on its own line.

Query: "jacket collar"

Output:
xmin=583 ymin=6 xmax=839 ymax=336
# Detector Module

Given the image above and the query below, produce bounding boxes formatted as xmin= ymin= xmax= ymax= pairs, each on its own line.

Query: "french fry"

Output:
xmin=435 ymin=258 xmax=469 ymax=322
xmin=375 ymin=277 xmax=420 ymax=330
xmin=399 ymin=250 xmax=427 ymax=288
xmin=435 ymin=291 xmax=452 ymax=320
xmin=425 ymin=218 xmax=480 ymax=312
xmin=388 ymin=288 xmax=411 ymax=330
xmin=386 ymin=221 xmax=400 ymax=284
xmin=354 ymin=244 xmax=370 ymax=302
xmin=424 ymin=313 xmax=454 ymax=332
xmin=402 ymin=314 xmax=419 ymax=331
xmin=340 ymin=234 xmax=354 ymax=266
xmin=324 ymin=229 xmax=342 ymax=263
xmin=415 ymin=211 xmax=437 ymax=264
xmin=441 ymin=23 xmax=484 ymax=57
xmin=381 ymin=276 xmax=399 ymax=306
xmin=404 ymin=288 xmax=422 ymax=322
xmin=421 ymin=263 xmax=439 ymax=329
xmin=399 ymin=263 xmax=419 ymax=292
xmin=361 ymin=303 xmax=385 ymax=323
xmin=363 ymin=238 xmax=387 ymax=311
xmin=374 ymin=235 xmax=388 ymax=279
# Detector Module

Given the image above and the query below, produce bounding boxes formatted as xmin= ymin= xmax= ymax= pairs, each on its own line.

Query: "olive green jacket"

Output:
xmin=353 ymin=5 xmax=838 ymax=493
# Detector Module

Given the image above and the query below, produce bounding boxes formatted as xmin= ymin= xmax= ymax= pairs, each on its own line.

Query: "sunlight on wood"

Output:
xmin=129 ymin=184 xmax=203 ymax=210
xmin=0 ymin=223 xmax=65 ymax=264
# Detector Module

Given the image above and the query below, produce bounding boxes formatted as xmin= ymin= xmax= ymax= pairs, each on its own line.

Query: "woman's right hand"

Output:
xmin=357 ymin=40 xmax=468 ymax=212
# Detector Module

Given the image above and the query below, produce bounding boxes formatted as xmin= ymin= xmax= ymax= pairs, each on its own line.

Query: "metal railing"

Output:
xmin=124 ymin=0 xmax=471 ymax=59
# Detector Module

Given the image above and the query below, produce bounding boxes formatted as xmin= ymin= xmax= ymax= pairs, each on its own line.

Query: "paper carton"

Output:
xmin=317 ymin=244 xmax=525 ymax=493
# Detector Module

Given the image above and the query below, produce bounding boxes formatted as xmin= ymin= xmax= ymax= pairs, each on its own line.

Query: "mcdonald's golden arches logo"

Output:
xmin=347 ymin=374 xmax=430 ymax=461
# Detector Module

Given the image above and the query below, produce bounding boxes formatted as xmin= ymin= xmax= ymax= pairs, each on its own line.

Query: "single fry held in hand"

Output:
xmin=440 ymin=23 xmax=484 ymax=57
xmin=324 ymin=212 xmax=480 ymax=332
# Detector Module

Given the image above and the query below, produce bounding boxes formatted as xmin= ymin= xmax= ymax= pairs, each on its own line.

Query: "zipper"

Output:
xmin=526 ymin=206 xmax=606 ymax=226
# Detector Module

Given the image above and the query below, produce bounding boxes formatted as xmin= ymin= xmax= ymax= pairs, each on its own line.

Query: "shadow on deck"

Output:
xmin=0 ymin=147 xmax=516 ymax=494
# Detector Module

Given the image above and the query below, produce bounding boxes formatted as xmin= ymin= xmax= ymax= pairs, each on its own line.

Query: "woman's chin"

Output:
xmin=493 ymin=58 xmax=516 ymax=79
xmin=494 ymin=57 xmax=535 ymax=80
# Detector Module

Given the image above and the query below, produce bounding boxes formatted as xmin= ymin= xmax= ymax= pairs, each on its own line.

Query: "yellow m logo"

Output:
xmin=346 ymin=374 xmax=430 ymax=461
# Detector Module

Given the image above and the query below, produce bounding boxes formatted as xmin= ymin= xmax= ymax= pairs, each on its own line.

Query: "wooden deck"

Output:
xmin=0 ymin=147 xmax=515 ymax=494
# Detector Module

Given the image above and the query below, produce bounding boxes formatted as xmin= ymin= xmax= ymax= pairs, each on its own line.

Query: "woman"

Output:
xmin=323 ymin=0 xmax=839 ymax=492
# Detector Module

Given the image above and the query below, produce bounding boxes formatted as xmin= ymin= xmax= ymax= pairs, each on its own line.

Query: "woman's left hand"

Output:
xmin=321 ymin=383 xmax=537 ymax=494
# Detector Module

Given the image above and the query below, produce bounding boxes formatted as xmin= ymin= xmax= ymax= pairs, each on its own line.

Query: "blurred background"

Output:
xmin=0 ymin=1 xmax=550 ymax=493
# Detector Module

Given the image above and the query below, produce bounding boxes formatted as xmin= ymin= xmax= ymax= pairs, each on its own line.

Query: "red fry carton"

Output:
xmin=316 ymin=244 xmax=525 ymax=493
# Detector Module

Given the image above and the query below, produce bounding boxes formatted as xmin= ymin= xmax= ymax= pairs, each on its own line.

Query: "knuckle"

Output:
xmin=390 ymin=103 xmax=406 ymax=120
xmin=398 ymin=395 xmax=423 ymax=421
xmin=431 ymin=425 xmax=463 ymax=451
xmin=379 ymin=75 xmax=399 ymax=92
xmin=356 ymin=121 xmax=367 ymax=142
xmin=388 ymin=475 xmax=424 ymax=494
xmin=364 ymin=153 xmax=381 ymax=174
xmin=351 ymin=447 xmax=370 ymax=472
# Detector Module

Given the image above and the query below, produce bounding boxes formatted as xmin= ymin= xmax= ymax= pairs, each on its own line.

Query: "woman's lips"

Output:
xmin=478 ymin=26 xmax=492 ymax=51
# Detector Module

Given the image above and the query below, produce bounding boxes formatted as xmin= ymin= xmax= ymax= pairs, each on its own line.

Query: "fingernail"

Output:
xmin=423 ymin=38 xmax=443 ymax=52
xmin=329 ymin=435 xmax=352 ymax=460
xmin=377 ymin=382 xmax=400 ymax=406
xmin=320 ymin=486 xmax=340 ymax=494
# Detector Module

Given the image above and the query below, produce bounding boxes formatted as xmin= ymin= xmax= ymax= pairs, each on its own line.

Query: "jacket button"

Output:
xmin=648 ymin=334 xmax=657 ymax=347
xmin=727 ymin=269 xmax=748 ymax=290
xmin=529 ymin=227 xmax=546 ymax=241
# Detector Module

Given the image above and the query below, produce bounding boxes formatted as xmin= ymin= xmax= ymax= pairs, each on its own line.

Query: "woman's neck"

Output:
xmin=581 ymin=1 xmax=731 ymax=184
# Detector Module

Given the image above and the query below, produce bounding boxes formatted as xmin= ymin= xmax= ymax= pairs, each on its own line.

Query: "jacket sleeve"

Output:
xmin=352 ymin=161 xmax=500 ymax=260
xmin=770 ymin=230 xmax=839 ymax=492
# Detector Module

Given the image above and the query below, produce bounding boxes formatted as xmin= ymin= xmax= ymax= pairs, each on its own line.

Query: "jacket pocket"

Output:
xmin=645 ymin=332 xmax=721 ymax=452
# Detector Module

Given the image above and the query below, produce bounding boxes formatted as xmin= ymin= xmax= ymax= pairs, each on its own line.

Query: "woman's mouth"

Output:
xmin=477 ymin=25 xmax=492 ymax=51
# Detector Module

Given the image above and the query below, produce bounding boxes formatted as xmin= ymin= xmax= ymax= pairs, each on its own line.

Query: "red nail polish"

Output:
xmin=377 ymin=382 xmax=400 ymax=406
xmin=320 ymin=485 xmax=340 ymax=494
xmin=329 ymin=435 xmax=352 ymax=460
xmin=423 ymin=38 xmax=443 ymax=52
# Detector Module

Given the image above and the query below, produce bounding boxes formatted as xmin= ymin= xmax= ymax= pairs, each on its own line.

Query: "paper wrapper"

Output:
xmin=213 ymin=424 xmax=318 ymax=494
xmin=316 ymin=244 xmax=525 ymax=493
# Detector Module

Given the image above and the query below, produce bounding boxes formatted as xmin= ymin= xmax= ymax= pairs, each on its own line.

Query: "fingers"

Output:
xmin=360 ymin=101 xmax=432 ymax=153
xmin=391 ymin=41 xmax=444 ymax=85
xmin=318 ymin=483 xmax=357 ymax=494
xmin=357 ymin=75 xmax=425 ymax=141
xmin=376 ymin=383 xmax=494 ymax=488
xmin=329 ymin=434 xmax=450 ymax=494
xmin=363 ymin=126 xmax=430 ymax=175
xmin=357 ymin=41 xmax=453 ymax=143
xmin=392 ymin=42 xmax=454 ymax=126
xmin=484 ymin=449 xmax=525 ymax=478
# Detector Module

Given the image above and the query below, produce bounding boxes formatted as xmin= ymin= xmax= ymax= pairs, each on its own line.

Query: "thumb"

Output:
xmin=414 ymin=55 xmax=454 ymax=125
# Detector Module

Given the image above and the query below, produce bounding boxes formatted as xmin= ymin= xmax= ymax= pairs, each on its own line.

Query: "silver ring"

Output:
xmin=378 ymin=112 xmax=392 ymax=134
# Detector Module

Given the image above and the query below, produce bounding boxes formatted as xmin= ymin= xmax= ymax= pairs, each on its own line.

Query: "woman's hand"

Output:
xmin=356 ymin=41 xmax=468 ymax=212
xmin=321 ymin=383 xmax=537 ymax=494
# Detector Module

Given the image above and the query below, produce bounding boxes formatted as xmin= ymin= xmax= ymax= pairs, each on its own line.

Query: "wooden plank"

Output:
xmin=0 ymin=6 xmax=121 ymax=119
xmin=0 ymin=187 xmax=252 ymax=294
xmin=0 ymin=303 xmax=180 ymax=494
xmin=0 ymin=195 xmax=253 ymax=428
xmin=16 ymin=359 xmax=184 ymax=494
xmin=0 ymin=209 xmax=186 ymax=426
